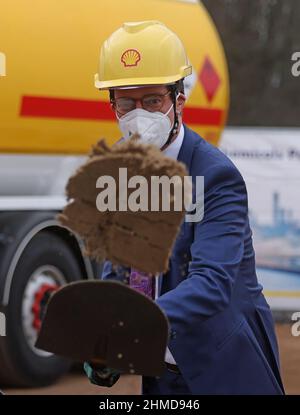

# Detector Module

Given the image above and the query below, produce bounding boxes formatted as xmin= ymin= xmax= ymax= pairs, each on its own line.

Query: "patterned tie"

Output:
xmin=129 ymin=269 xmax=155 ymax=299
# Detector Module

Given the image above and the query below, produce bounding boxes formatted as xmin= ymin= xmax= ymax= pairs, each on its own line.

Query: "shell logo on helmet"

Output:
xmin=121 ymin=49 xmax=141 ymax=67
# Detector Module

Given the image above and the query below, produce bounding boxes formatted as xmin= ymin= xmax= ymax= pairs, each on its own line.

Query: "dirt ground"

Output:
xmin=276 ymin=324 xmax=300 ymax=394
xmin=3 ymin=324 xmax=299 ymax=395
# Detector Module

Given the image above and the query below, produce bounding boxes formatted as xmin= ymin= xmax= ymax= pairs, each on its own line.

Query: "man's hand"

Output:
xmin=83 ymin=362 xmax=120 ymax=387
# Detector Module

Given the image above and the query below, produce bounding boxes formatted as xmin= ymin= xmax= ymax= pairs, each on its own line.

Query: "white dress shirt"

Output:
xmin=162 ymin=123 xmax=185 ymax=160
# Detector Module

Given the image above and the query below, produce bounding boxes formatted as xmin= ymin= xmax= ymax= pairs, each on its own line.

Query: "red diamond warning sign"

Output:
xmin=199 ymin=57 xmax=221 ymax=103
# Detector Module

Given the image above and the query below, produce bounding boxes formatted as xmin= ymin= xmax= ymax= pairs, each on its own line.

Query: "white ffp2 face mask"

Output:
xmin=117 ymin=104 xmax=174 ymax=149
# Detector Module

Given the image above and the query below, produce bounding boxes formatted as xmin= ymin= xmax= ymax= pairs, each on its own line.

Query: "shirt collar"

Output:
xmin=162 ymin=124 xmax=184 ymax=160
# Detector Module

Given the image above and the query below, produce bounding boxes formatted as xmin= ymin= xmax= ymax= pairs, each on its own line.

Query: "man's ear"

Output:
xmin=176 ymin=93 xmax=186 ymax=115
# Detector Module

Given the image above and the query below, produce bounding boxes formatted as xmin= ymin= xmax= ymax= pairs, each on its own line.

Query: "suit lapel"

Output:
xmin=157 ymin=125 xmax=198 ymax=297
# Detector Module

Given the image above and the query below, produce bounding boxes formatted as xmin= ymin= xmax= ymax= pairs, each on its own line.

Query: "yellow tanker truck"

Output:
xmin=0 ymin=0 xmax=229 ymax=386
xmin=0 ymin=52 xmax=5 ymax=76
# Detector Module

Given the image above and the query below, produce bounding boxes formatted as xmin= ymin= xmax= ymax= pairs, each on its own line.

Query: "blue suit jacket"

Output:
xmin=102 ymin=125 xmax=284 ymax=395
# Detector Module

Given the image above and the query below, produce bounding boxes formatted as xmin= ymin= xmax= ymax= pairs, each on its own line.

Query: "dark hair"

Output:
xmin=173 ymin=79 xmax=185 ymax=95
xmin=109 ymin=89 xmax=115 ymax=102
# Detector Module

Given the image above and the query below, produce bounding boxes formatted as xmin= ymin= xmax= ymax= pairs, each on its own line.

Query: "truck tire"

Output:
xmin=0 ymin=231 xmax=83 ymax=387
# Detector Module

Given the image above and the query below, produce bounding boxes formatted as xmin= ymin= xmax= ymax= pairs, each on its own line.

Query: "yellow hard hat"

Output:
xmin=0 ymin=52 xmax=6 ymax=76
xmin=95 ymin=20 xmax=192 ymax=90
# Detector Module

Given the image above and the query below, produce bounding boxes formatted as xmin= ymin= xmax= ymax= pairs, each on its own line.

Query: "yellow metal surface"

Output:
xmin=0 ymin=52 xmax=6 ymax=76
xmin=0 ymin=0 xmax=229 ymax=154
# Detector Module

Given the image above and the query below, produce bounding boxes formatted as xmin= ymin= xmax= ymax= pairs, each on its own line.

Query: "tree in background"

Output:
xmin=202 ymin=0 xmax=300 ymax=126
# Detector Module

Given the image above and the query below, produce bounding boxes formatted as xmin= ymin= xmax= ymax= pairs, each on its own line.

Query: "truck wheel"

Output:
xmin=0 ymin=231 xmax=83 ymax=386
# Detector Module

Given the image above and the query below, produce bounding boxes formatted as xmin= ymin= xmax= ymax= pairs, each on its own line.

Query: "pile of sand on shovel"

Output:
xmin=58 ymin=137 xmax=191 ymax=274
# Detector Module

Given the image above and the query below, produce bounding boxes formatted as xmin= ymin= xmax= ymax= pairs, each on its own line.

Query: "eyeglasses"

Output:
xmin=111 ymin=91 xmax=171 ymax=115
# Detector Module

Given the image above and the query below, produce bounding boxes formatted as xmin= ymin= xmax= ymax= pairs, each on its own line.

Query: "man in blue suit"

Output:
xmin=85 ymin=21 xmax=284 ymax=394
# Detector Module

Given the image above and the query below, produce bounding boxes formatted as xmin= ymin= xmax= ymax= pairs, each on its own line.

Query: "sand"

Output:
xmin=58 ymin=138 xmax=190 ymax=274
